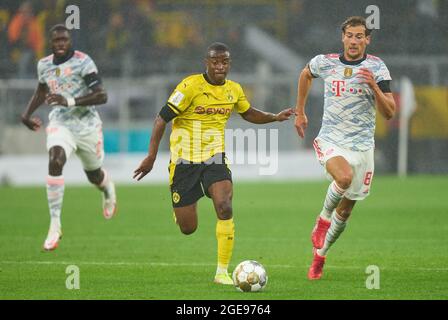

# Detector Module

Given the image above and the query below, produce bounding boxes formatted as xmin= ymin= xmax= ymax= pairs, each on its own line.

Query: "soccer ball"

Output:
xmin=232 ymin=260 xmax=268 ymax=292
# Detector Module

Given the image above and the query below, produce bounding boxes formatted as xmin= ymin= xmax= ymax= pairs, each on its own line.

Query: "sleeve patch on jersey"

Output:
xmin=168 ymin=90 xmax=185 ymax=107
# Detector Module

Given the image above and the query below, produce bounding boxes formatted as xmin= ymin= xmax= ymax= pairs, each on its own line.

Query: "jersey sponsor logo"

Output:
xmin=194 ymin=106 xmax=231 ymax=115
xmin=331 ymin=80 xmax=363 ymax=96
xmin=331 ymin=80 xmax=345 ymax=97
xmin=48 ymin=80 xmax=74 ymax=94
xmin=168 ymin=91 xmax=185 ymax=107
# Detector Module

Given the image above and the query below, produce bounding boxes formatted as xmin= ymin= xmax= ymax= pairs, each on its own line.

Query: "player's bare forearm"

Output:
xmin=74 ymin=87 xmax=108 ymax=106
xmin=21 ymin=83 xmax=47 ymax=131
xmin=22 ymin=83 xmax=47 ymax=119
xmin=147 ymin=115 xmax=167 ymax=160
xmin=133 ymin=115 xmax=167 ymax=181
xmin=373 ymin=88 xmax=396 ymax=120
xmin=294 ymin=67 xmax=313 ymax=138
xmin=45 ymin=85 xmax=107 ymax=107
xmin=240 ymin=107 xmax=277 ymax=124
xmin=295 ymin=67 xmax=314 ymax=115
xmin=240 ymin=107 xmax=294 ymax=124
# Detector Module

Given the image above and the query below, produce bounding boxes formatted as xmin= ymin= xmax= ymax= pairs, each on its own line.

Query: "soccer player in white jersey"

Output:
xmin=21 ymin=24 xmax=117 ymax=251
xmin=294 ymin=16 xmax=396 ymax=280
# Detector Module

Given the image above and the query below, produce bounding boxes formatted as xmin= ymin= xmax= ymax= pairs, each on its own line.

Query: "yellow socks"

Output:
xmin=216 ymin=218 xmax=234 ymax=275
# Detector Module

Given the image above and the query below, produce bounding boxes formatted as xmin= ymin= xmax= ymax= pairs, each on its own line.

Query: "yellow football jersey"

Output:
xmin=166 ymin=73 xmax=251 ymax=163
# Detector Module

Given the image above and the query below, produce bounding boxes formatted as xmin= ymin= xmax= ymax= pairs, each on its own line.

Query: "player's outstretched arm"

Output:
xmin=71 ymin=85 xmax=107 ymax=106
xmin=240 ymin=107 xmax=294 ymax=124
xmin=133 ymin=115 xmax=167 ymax=181
xmin=21 ymin=82 xmax=48 ymax=131
xmin=45 ymin=84 xmax=107 ymax=107
xmin=294 ymin=66 xmax=314 ymax=139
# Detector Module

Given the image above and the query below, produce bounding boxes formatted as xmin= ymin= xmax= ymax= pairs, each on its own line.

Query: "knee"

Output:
xmin=49 ymin=154 xmax=65 ymax=172
xmin=335 ymin=172 xmax=353 ymax=189
xmin=216 ymin=201 xmax=232 ymax=220
xmin=87 ymin=173 xmax=102 ymax=185
xmin=179 ymin=223 xmax=197 ymax=235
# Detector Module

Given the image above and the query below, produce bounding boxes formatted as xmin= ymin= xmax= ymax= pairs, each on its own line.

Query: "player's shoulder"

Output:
xmin=177 ymin=73 xmax=205 ymax=91
xmin=73 ymin=50 xmax=94 ymax=63
xmin=39 ymin=53 xmax=53 ymax=63
xmin=366 ymin=54 xmax=382 ymax=62
xmin=180 ymin=73 xmax=203 ymax=84
xmin=38 ymin=54 xmax=54 ymax=67
xmin=366 ymin=54 xmax=387 ymax=66
xmin=324 ymin=53 xmax=340 ymax=60
xmin=225 ymin=78 xmax=243 ymax=90
xmin=311 ymin=53 xmax=339 ymax=65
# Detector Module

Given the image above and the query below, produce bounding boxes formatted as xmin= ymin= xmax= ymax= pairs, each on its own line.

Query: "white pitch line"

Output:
xmin=0 ymin=261 xmax=447 ymax=271
xmin=0 ymin=260 xmax=295 ymax=268
xmin=0 ymin=260 xmax=214 ymax=267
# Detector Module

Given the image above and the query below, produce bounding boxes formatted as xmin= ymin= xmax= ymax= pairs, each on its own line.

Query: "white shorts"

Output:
xmin=313 ymin=138 xmax=374 ymax=201
xmin=46 ymin=123 xmax=104 ymax=171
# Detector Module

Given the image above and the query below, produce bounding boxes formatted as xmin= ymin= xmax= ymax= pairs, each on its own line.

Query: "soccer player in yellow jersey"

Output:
xmin=134 ymin=42 xmax=294 ymax=285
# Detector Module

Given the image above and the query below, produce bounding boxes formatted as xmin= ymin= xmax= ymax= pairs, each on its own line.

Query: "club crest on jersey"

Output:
xmin=226 ymin=90 xmax=233 ymax=101
xmin=55 ymin=67 xmax=61 ymax=77
xmin=344 ymin=68 xmax=353 ymax=78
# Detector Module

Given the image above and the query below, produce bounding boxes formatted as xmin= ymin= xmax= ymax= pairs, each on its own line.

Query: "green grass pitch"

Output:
xmin=0 ymin=176 xmax=447 ymax=299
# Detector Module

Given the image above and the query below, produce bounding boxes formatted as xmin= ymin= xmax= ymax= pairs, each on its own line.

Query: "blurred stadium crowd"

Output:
xmin=0 ymin=0 xmax=446 ymax=175
xmin=0 ymin=0 xmax=447 ymax=78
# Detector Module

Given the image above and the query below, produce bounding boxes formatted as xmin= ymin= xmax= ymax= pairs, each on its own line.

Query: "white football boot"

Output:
xmin=102 ymin=181 xmax=117 ymax=219
xmin=43 ymin=228 xmax=62 ymax=251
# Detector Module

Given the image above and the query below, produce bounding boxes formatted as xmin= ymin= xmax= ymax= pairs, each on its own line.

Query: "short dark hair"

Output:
xmin=49 ymin=24 xmax=69 ymax=36
xmin=206 ymin=42 xmax=230 ymax=57
xmin=341 ymin=16 xmax=372 ymax=36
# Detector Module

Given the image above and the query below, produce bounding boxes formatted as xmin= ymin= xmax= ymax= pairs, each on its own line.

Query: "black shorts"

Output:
xmin=168 ymin=153 xmax=232 ymax=208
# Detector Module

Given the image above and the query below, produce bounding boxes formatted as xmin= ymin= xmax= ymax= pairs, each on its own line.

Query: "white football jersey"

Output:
xmin=37 ymin=50 xmax=102 ymax=134
xmin=309 ymin=53 xmax=392 ymax=151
